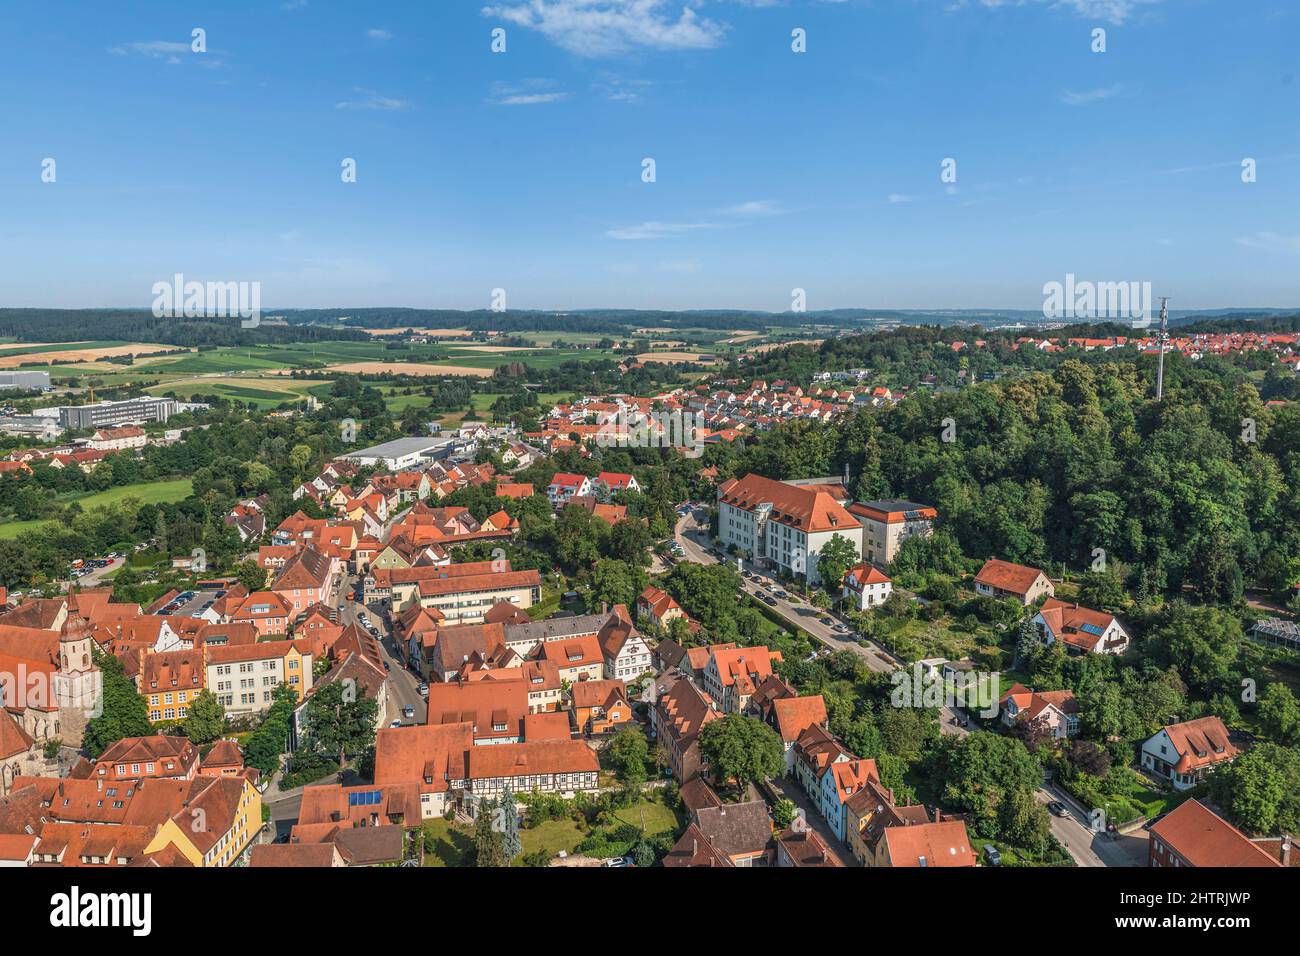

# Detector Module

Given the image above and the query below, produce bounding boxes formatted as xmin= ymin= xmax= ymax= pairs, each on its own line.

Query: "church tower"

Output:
xmin=51 ymin=590 xmax=101 ymax=748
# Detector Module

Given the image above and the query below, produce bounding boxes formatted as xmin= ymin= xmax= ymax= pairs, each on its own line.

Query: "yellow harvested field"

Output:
xmin=0 ymin=343 xmax=183 ymax=368
xmin=636 ymin=352 xmax=719 ymax=364
xmin=723 ymin=332 xmax=760 ymax=344
xmin=327 ymin=361 xmax=495 ymax=377
xmin=751 ymin=338 xmax=824 ymax=353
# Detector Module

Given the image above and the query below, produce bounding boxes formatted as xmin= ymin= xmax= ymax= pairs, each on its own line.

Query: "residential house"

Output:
xmin=1140 ymin=717 xmax=1238 ymax=791
xmin=652 ymin=672 xmax=722 ymax=782
xmin=1033 ymin=599 xmax=1130 ymax=655
xmin=205 ymin=640 xmax=313 ymax=719
xmin=999 ymin=684 xmax=1080 ymax=739
xmin=846 ymin=499 xmax=936 ymax=568
xmin=537 ymin=634 xmax=605 ymax=684
xmin=138 ymin=649 xmax=206 ymax=722
xmin=702 ymin=645 xmax=782 ymax=714
xmin=973 ymin=558 xmax=1054 ymax=605
xmin=598 ymin=604 xmax=652 ymax=681
xmin=570 ymin=679 xmax=631 ymax=736
xmin=774 ymin=822 xmax=843 ymax=867
xmin=637 ymin=585 xmax=684 ymax=630
xmin=842 ymin=563 xmax=893 ymax=611
xmin=88 ymin=735 xmax=199 ymax=781
xmin=1148 ymin=799 xmax=1282 ymax=868
xmin=547 ymin=473 xmax=592 ymax=509
xmin=664 ymin=797 xmax=773 ymax=867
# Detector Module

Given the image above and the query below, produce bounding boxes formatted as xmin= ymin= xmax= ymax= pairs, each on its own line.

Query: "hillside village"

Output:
xmin=1 ymin=347 xmax=1297 ymax=872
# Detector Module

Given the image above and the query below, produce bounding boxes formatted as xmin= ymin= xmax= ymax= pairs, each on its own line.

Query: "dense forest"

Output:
xmin=0 ymin=309 xmax=369 ymax=347
xmin=702 ymin=352 xmax=1300 ymax=605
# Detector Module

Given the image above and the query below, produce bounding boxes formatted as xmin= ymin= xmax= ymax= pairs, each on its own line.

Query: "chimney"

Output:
xmin=1283 ymin=836 xmax=1292 ymax=867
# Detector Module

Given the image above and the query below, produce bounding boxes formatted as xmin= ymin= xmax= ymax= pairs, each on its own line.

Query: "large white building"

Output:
xmin=340 ymin=436 xmax=456 ymax=470
xmin=716 ymin=474 xmax=863 ymax=587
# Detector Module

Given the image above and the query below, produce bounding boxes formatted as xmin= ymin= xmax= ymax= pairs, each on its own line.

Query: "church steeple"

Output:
xmin=59 ymin=588 xmax=95 ymax=673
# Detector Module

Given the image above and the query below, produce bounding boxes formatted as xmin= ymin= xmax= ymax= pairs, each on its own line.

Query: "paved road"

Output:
xmin=336 ymin=572 xmax=426 ymax=726
xmin=673 ymin=513 xmax=1134 ymax=867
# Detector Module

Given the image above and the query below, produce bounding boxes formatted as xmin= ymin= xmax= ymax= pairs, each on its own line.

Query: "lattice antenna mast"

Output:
xmin=1155 ymin=297 xmax=1169 ymax=401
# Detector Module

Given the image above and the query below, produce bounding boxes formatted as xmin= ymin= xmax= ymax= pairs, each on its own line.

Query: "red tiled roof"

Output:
xmin=717 ymin=474 xmax=860 ymax=534
xmin=974 ymin=558 xmax=1047 ymax=596
xmin=1150 ymin=799 xmax=1280 ymax=867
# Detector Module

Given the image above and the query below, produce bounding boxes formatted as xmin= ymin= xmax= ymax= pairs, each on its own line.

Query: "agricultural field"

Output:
xmin=0 ymin=478 xmax=194 ymax=540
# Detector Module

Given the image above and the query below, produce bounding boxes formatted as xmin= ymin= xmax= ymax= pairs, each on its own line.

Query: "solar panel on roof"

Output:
xmin=1080 ymin=623 xmax=1105 ymax=637
xmin=348 ymin=789 xmax=382 ymax=807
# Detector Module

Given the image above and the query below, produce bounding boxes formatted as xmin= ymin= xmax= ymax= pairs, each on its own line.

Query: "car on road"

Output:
xmin=403 ymin=705 xmax=415 ymax=719
xmin=832 ymin=624 xmax=850 ymax=634
xmin=982 ymin=845 xmax=1001 ymax=867
xmin=1047 ymin=801 xmax=1070 ymax=818
xmin=417 ymin=683 xmax=429 ymax=697
xmin=383 ymin=661 xmax=390 ymax=671
xmin=763 ymin=596 xmax=778 ymax=607
xmin=389 ymin=719 xmax=403 ymax=729
xmin=773 ymin=590 xmax=788 ymax=600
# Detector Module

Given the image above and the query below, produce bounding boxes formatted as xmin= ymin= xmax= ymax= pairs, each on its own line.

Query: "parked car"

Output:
xmin=1047 ymin=801 xmax=1069 ymax=818
xmin=389 ymin=719 xmax=403 ymax=729
xmin=983 ymin=845 xmax=1001 ymax=866
xmin=601 ymin=857 xmax=633 ymax=867
xmin=403 ymin=705 xmax=415 ymax=719
xmin=418 ymin=683 xmax=429 ymax=697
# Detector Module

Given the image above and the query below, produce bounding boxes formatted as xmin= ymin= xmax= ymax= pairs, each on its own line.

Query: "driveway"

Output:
xmin=766 ymin=775 xmax=859 ymax=867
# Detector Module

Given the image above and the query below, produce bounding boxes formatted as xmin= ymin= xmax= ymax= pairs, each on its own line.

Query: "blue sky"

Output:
xmin=0 ymin=0 xmax=1297 ymax=312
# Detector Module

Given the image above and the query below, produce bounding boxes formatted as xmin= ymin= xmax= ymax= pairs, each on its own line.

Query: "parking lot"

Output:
xmin=155 ymin=587 xmax=227 ymax=618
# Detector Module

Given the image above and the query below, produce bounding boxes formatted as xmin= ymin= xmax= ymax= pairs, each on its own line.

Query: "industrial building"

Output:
xmin=0 ymin=370 xmax=51 ymax=391
xmin=57 ymin=396 xmax=177 ymax=429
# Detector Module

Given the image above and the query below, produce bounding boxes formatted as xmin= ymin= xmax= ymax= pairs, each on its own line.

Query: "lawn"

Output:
xmin=417 ymin=795 xmax=681 ymax=867
xmin=0 ymin=478 xmax=194 ymax=540
xmin=611 ymin=798 xmax=678 ymax=836
xmin=518 ymin=819 xmax=585 ymax=861
xmin=420 ymin=819 xmax=474 ymax=867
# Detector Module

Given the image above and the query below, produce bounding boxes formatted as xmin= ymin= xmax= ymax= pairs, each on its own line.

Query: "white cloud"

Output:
xmin=887 ymin=193 xmax=916 ymax=204
xmin=959 ymin=0 xmax=1162 ymax=26
xmin=606 ymin=220 xmax=719 ymax=240
xmin=481 ymin=0 xmax=727 ymax=57
xmin=1059 ymin=83 xmax=1127 ymax=105
xmin=335 ymin=88 xmax=413 ymax=111
xmin=366 ymin=28 xmax=393 ymax=40
xmin=490 ymin=79 xmax=570 ymax=105
xmin=108 ymin=41 xmax=191 ymax=64
xmin=721 ymin=199 xmax=785 ymax=216
xmin=1235 ymin=232 xmax=1300 ymax=254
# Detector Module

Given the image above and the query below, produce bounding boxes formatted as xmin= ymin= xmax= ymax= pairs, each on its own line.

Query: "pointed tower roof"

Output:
xmin=60 ymin=589 xmax=94 ymax=645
